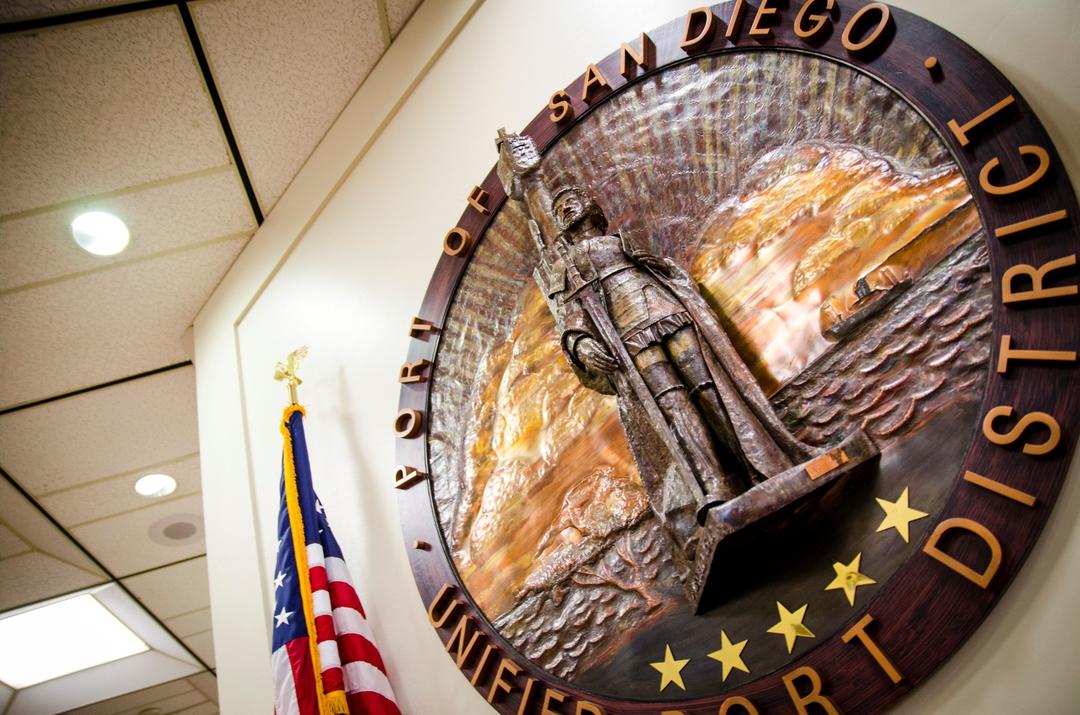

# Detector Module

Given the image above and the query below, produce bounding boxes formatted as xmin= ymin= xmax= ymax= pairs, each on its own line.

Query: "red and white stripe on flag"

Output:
xmin=309 ymin=544 xmax=400 ymax=714
xmin=272 ymin=543 xmax=401 ymax=715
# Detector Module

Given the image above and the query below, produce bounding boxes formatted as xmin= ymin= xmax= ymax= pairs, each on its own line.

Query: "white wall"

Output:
xmin=193 ymin=1 xmax=1080 ymax=713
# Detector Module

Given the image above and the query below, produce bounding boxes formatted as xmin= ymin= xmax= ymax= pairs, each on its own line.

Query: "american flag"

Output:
xmin=271 ymin=406 xmax=401 ymax=715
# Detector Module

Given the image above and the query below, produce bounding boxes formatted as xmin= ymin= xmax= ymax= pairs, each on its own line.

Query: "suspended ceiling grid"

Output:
xmin=0 ymin=0 xmax=423 ymax=712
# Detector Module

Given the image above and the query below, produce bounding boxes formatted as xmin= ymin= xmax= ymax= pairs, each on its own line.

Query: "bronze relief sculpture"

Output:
xmin=496 ymin=129 xmax=878 ymax=611
xmin=396 ymin=6 xmax=1080 ymax=711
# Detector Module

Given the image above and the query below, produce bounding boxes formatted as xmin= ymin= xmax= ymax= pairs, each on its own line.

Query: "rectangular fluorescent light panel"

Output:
xmin=0 ymin=594 xmax=149 ymax=689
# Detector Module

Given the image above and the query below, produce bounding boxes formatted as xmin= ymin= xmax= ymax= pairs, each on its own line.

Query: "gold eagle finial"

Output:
xmin=273 ymin=346 xmax=309 ymax=405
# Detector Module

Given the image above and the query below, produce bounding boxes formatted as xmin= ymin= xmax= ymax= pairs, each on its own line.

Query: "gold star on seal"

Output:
xmin=707 ymin=630 xmax=749 ymax=681
xmin=767 ymin=602 xmax=815 ymax=653
xmin=876 ymin=487 xmax=928 ymax=543
xmin=825 ymin=552 xmax=876 ymax=606
xmin=650 ymin=644 xmax=690 ymax=692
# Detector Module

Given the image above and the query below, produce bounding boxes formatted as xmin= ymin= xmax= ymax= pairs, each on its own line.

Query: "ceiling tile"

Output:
xmin=182 ymin=632 xmax=216 ymax=670
xmin=0 ymin=9 xmax=230 ymax=216
xmin=59 ymin=677 xmax=194 ymax=715
xmin=0 ymin=168 xmax=254 ymax=292
xmin=0 ymin=236 xmax=246 ymax=409
xmin=387 ymin=0 xmax=423 ymax=37
xmin=71 ymin=493 xmax=205 ymax=575
xmin=122 ymin=555 xmax=209 ymax=620
xmin=0 ymin=477 xmax=107 ymax=608
xmin=40 ymin=453 xmax=202 ymax=528
xmin=125 ymin=689 xmax=206 ymax=715
xmin=0 ymin=552 xmax=107 ymax=612
xmin=165 ymin=607 xmax=212 ymax=638
xmin=185 ymin=673 xmax=218 ymax=704
xmin=0 ymin=2 xmax=129 ymax=22
xmin=0 ymin=523 xmax=29 ymax=558
xmin=170 ymin=702 xmax=217 ymax=715
xmin=191 ymin=0 xmax=385 ymax=212
xmin=0 ymin=368 xmax=198 ymax=494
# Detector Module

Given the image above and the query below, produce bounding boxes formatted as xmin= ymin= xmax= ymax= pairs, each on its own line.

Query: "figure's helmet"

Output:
xmin=552 ymin=186 xmax=609 ymax=234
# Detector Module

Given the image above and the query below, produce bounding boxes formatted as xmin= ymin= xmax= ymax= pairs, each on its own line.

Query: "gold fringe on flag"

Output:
xmin=326 ymin=690 xmax=350 ymax=714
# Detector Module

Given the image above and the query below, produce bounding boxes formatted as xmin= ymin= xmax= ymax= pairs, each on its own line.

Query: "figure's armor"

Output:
xmin=568 ymin=236 xmax=690 ymax=353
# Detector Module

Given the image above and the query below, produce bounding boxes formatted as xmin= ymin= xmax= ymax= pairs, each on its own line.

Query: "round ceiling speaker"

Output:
xmin=148 ymin=513 xmax=203 ymax=547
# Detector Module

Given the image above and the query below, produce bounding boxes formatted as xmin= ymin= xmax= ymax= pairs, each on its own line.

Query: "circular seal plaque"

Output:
xmin=395 ymin=3 xmax=1079 ymax=712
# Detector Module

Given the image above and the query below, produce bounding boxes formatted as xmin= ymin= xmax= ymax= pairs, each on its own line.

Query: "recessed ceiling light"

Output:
xmin=71 ymin=211 xmax=130 ymax=256
xmin=0 ymin=594 xmax=149 ymax=689
xmin=134 ymin=473 xmax=176 ymax=498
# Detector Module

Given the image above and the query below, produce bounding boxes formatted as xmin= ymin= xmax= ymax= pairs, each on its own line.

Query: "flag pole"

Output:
xmin=272 ymin=346 xmax=350 ymax=715
xmin=273 ymin=348 xmax=322 ymax=714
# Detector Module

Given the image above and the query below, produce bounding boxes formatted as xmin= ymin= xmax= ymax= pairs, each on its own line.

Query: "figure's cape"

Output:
xmin=546 ymin=235 xmax=815 ymax=539
xmin=659 ymin=259 xmax=815 ymax=471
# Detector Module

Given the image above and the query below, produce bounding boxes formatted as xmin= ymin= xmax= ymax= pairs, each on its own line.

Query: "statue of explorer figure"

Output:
xmin=496 ymin=130 xmax=818 ymax=545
